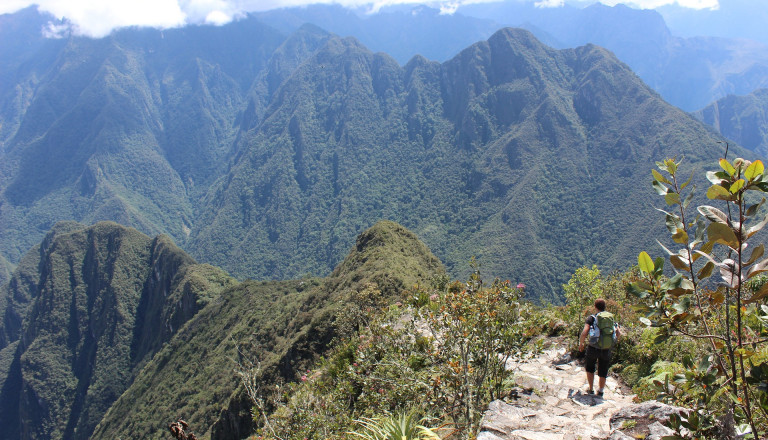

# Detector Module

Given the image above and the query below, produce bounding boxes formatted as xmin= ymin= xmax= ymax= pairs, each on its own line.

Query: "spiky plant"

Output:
xmin=348 ymin=412 xmax=441 ymax=440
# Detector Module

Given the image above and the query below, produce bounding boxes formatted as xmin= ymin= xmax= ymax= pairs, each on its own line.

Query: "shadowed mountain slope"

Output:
xmin=0 ymin=222 xmax=234 ymax=440
xmin=695 ymin=88 xmax=768 ymax=157
xmin=0 ymin=15 xmax=289 ymax=264
xmin=189 ymin=27 xmax=740 ymax=301
xmin=91 ymin=220 xmax=445 ymax=439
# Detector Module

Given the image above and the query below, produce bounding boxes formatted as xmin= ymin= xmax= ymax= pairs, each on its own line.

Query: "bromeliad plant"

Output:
xmin=348 ymin=412 xmax=441 ymax=440
xmin=629 ymin=156 xmax=768 ymax=439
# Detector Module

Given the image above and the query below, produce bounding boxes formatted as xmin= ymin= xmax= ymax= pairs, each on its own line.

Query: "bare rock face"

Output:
xmin=609 ymin=401 xmax=687 ymax=440
xmin=477 ymin=338 xmax=689 ymax=440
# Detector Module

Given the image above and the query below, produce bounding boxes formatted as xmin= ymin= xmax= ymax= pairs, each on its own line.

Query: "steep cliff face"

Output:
xmin=0 ymin=222 xmax=233 ymax=440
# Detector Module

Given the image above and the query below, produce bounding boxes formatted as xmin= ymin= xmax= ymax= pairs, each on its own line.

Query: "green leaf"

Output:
xmin=693 ymin=217 xmax=707 ymax=245
xmin=680 ymin=171 xmax=694 ymax=191
xmin=746 ymin=282 xmax=768 ymax=304
xmin=747 ymin=258 xmax=768 ymax=279
xmin=665 ymin=192 xmax=681 ymax=206
xmin=639 ymin=317 xmax=652 ymax=326
xmin=697 ymin=261 xmax=715 ymax=279
xmin=682 ymin=190 xmax=695 ymax=209
xmin=745 ymin=198 xmax=765 ymax=217
xmin=661 ymin=273 xmax=685 ymax=291
xmin=667 ymin=159 xmax=678 ymax=175
xmin=670 ymin=254 xmax=689 ymax=270
xmin=755 ymin=182 xmax=768 ymax=192
xmin=626 ymin=282 xmax=649 ymax=298
xmin=639 ymin=252 xmax=655 ymax=274
xmin=707 ymin=222 xmax=739 ymax=248
xmin=671 ymin=228 xmax=688 ymax=244
xmin=745 ymin=160 xmax=764 ymax=181
xmin=652 ymin=169 xmax=671 ymax=184
xmin=745 ymin=244 xmax=765 ymax=266
xmin=720 ymin=158 xmax=737 ymax=176
xmin=730 ymin=178 xmax=746 ymax=194
xmin=706 ymin=184 xmax=732 ymax=200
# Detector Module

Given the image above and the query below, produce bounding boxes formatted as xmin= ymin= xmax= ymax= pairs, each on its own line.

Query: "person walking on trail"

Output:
xmin=578 ymin=298 xmax=621 ymax=397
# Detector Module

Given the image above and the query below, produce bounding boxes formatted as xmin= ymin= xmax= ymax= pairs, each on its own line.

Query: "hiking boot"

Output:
xmin=596 ymin=390 xmax=604 ymax=397
xmin=586 ymin=389 xmax=594 ymax=395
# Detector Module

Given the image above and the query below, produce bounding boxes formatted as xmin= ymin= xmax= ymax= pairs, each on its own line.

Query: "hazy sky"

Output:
xmin=0 ymin=0 xmax=721 ymax=38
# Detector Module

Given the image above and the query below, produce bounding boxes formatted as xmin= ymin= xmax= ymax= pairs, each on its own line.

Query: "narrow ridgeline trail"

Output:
xmin=478 ymin=338 xmax=687 ymax=440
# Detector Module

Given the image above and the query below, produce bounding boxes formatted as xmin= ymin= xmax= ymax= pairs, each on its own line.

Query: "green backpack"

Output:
xmin=588 ymin=311 xmax=616 ymax=350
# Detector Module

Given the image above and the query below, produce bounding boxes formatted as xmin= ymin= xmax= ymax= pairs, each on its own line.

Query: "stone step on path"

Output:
xmin=477 ymin=339 xmax=681 ymax=440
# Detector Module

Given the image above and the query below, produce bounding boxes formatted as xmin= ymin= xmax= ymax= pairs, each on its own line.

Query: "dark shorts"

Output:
xmin=584 ymin=345 xmax=612 ymax=377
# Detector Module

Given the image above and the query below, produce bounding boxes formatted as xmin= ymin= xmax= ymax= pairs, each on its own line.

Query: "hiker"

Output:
xmin=578 ymin=298 xmax=620 ymax=397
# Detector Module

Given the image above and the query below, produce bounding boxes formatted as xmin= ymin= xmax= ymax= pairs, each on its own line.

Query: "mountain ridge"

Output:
xmin=188 ymin=26 xmax=740 ymax=300
xmin=0 ymin=10 xmax=750 ymax=300
xmin=0 ymin=221 xmax=233 ymax=440
xmin=695 ymin=88 xmax=768 ymax=157
xmin=91 ymin=220 xmax=445 ymax=439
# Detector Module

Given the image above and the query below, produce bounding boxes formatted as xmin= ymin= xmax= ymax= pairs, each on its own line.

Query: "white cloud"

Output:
xmin=41 ymin=21 xmax=71 ymax=39
xmin=205 ymin=10 xmax=232 ymax=24
xmin=535 ymin=0 xmax=565 ymax=8
xmin=0 ymin=0 xmax=722 ymax=38
xmin=9 ymin=0 xmax=187 ymax=38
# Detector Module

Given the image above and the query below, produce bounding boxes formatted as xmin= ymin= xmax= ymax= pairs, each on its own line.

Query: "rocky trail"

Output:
xmin=478 ymin=338 xmax=686 ymax=440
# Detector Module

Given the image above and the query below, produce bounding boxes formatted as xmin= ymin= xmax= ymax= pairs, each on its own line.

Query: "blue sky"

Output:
xmin=0 ymin=0 xmax=723 ymax=38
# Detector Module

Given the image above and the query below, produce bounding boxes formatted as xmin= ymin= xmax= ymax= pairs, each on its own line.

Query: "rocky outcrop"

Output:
xmin=478 ymin=339 xmax=688 ymax=440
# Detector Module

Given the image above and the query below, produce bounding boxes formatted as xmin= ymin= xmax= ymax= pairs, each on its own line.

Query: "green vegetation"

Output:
xmin=695 ymin=89 xmax=768 ymax=157
xmin=349 ymin=412 xmax=440 ymax=440
xmin=1 ymin=165 xmax=767 ymax=439
xmin=0 ymin=15 xmax=745 ymax=302
xmin=0 ymin=222 xmax=233 ymax=440
xmin=628 ymin=157 xmax=768 ymax=439
xmin=189 ymin=27 xmax=743 ymax=302
xmin=3 ymin=10 xmax=768 ymax=440
xmin=251 ymin=266 xmax=535 ymax=440
xmin=91 ymin=220 xmax=446 ymax=439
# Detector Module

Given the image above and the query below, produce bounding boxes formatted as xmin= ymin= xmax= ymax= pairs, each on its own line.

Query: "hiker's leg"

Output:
xmin=584 ymin=347 xmax=598 ymax=392
xmin=598 ymin=375 xmax=606 ymax=390
xmin=596 ymin=349 xmax=612 ymax=393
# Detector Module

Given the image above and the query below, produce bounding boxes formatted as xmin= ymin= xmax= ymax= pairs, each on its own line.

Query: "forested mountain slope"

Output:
xmin=0 ymin=13 xmax=291 ymax=264
xmin=695 ymin=88 xmax=768 ymax=157
xmin=0 ymin=8 xmax=748 ymax=300
xmin=0 ymin=222 xmax=233 ymax=440
xmin=189 ymin=27 xmax=739 ymax=301
xmin=91 ymin=220 xmax=445 ymax=439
